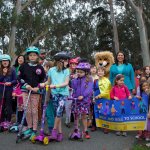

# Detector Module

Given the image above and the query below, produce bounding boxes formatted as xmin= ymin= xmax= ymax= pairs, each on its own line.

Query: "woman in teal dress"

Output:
xmin=109 ymin=51 xmax=135 ymax=93
xmin=13 ymin=55 xmax=26 ymax=76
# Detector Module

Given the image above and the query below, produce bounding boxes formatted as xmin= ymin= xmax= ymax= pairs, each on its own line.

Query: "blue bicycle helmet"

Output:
xmin=26 ymin=46 xmax=40 ymax=55
xmin=1 ymin=54 xmax=11 ymax=61
xmin=54 ymin=51 xmax=70 ymax=61
xmin=0 ymin=55 xmax=2 ymax=61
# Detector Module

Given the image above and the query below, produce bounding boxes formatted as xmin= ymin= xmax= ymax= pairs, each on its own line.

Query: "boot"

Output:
xmin=83 ymin=131 xmax=91 ymax=139
xmin=57 ymin=133 xmax=63 ymax=142
xmin=51 ymin=129 xmax=58 ymax=140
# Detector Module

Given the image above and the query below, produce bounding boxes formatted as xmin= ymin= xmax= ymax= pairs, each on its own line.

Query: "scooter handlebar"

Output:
xmin=68 ymin=97 xmax=78 ymax=101
xmin=0 ymin=82 xmax=11 ymax=86
xmin=0 ymin=82 xmax=5 ymax=85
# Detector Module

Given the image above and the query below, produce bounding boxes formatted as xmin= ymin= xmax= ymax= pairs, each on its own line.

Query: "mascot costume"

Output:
xmin=94 ymin=51 xmax=114 ymax=78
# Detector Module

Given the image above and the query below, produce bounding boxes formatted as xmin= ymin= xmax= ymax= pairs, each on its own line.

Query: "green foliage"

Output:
xmin=132 ymin=145 xmax=150 ymax=150
xmin=40 ymin=0 xmax=54 ymax=8
xmin=0 ymin=0 xmax=149 ymax=65
xmin=90 ymin=6 xmax=112 ymax=51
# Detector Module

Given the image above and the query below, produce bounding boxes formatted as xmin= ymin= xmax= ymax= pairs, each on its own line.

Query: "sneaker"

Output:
xmin=116 ymin=131 xmax=121 ymax=136
xmin=57 ymin=133 xmax=63 ymax=142
xmin=145 ymin=138 xmax=150 ymax=141
xmin=135 ymin=134 xmax=141 ymax=139
xmin=51 ymin=129 xmax=58 ymax=140
xmin=91 ymin=126 xmax=97 ymax=132
xmin=84 ymin=131 xmax=91 ymax=139
xmin=146 ymin=143 xmax=150 ymax=147
xmin=122 ymin=132 xmax=127 ymax=137
xmin=103 ymin=129 xmax=109 ymax=134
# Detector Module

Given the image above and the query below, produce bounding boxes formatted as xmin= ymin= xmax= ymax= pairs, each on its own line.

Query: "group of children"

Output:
xmin=0 ymin=47 xmax=150 ymax=146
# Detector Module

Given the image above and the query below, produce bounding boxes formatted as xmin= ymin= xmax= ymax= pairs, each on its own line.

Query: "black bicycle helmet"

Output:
xmin=54 ymin=51 xmax=70 ymax=61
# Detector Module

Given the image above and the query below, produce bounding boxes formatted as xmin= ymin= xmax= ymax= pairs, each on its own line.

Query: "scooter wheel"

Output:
xmin=9 ymin=128 xmax=15 ymax=133
xmin=43 ymin=137 xmax=49 ymax=145
xmin=31 ymin=135 xmax=36 ymax=144
xmin=0 ymin=126 xmax=4 ymax=132
xmin=16 ymin=137 xmax=21 ymax=143
xmin=9 ymin=128 xmax=12 ymax=132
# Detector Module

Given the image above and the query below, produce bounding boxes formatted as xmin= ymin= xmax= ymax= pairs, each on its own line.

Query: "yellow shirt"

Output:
xmin=98 ymin=77 xmax=111 ymax=99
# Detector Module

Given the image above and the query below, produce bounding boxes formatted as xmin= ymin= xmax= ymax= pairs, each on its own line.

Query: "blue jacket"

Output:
xmin=109 ymin=63 xmax=135 ymax=91
xmin=0 ymin=68 xmax=17 ymax=92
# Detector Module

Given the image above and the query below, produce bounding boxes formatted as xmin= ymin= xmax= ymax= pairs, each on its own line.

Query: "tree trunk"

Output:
xmin=108 ymin=0 xmax=119 ymax=54
xmin=8 ymin=26 xmax=17 ymax=58
xmin=30 ymin=29 xmax=49 ymax=46
xmin=8 ymin=0 xmax=34 ymax=59
xmin=125 ymin=0 xmax=150 ymax=66
xmin=135 ymin=8 xmax=150 ymax=66
xmin=8 ymin=0 xmax=21 ymax=59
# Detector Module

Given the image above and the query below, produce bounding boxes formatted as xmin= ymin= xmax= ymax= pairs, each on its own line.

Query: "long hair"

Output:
xmin=13 ymin=55 xmax=26 ymax=67
xmin=55 ymin=60 xmax=63 ymax=72
xmin=0 ymin=60 xmax=12 ymax=76
xmin=139 ymin=81 xmax=149 ymax=96
xmin=142 ymin=66 xmax=150 ymax=77
xmin=115 ymin=51 xmax=128 ymax=65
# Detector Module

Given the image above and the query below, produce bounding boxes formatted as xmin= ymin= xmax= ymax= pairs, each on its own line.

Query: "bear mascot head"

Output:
xmin=94 ymin=51 xmax=114 ymax=78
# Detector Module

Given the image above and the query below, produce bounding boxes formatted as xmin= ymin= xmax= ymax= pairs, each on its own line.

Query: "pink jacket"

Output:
xmin=110 ymin=85 xmax=130 ymax=100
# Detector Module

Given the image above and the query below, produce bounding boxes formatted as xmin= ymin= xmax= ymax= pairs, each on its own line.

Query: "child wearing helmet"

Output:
xmin=69 ymin=57 xmax=79 ymax=79
xmin=18 ymin=46 xmax=45 ymax=137
xmin=40 ymin=51 xmax=70 ymax=142
xmin=0 ymin=54 xmax=17 ymax=122
xmin=71 ymin=60 xmax=93 ymax=139
xmin=65 ymin=57 xmax=79 ymax=127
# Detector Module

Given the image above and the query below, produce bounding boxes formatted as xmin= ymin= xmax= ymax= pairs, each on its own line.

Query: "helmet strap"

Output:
xmin=28 ymin=60 xmax=37 ymax=66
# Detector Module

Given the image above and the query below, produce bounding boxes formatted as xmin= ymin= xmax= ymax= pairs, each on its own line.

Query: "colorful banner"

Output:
xmin=94 ymin=93 xmax=148 ymax=131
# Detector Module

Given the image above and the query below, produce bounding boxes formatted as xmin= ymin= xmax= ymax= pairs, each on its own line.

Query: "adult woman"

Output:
xmin=13 ymin=55 xmax=25 ymax=76
xmin=109 ymin=51 xmax=135 ymax=93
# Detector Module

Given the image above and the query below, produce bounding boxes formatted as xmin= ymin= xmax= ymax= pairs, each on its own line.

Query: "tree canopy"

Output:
xmin=0 ymin=0 xmax=150 ymax=66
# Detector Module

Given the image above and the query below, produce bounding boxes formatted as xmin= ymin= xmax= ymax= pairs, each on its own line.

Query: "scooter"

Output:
xmin=9 ymin=100 xmax=19 ymax=133
xmin=68 ymin=93 xmax=84 ymax=141
xmin=31 ymin=85 xmax=50 ymax=145
xmin=16 ymin=90 xmax=32 ymax=143
xmin=0 ymin=82 xmax=12 ymax=132
xmin=9 ymin=83 xmax=21 ymax=133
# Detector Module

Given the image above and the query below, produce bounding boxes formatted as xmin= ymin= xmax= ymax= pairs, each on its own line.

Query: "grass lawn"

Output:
xmin=132 ymin=139 xmax=150 ymax=150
